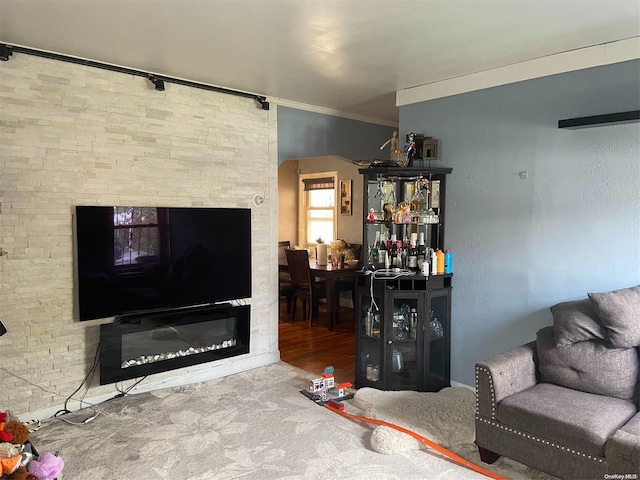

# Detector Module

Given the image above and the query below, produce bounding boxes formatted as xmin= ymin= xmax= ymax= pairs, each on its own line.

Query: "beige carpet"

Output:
xmin=29 ymin=362 xmax=557 ymax=479
xmin=349 ymin=387 xmax=476 ymax=455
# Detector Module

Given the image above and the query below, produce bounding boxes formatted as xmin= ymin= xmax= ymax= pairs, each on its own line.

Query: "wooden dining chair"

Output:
xmin=346 ymin=243 xmax=362 ymax=263
xmin=284 ymin=248 xmax=327 ymax=326
xmin=329 ymin=241 xmax=360 ymax=325
xmin=332 ymin=272 xmax=357 ymax=325
xmin=278 ymin=241 xmax=294 ymax=312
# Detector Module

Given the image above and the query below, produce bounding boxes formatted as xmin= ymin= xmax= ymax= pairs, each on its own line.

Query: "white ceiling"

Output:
xmin=1 ymin=0 xmax=639 ymax=125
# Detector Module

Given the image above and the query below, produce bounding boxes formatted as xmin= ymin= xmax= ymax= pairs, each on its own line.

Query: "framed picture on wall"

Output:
xmin=340 ymin=180 xmax=352 ymax=216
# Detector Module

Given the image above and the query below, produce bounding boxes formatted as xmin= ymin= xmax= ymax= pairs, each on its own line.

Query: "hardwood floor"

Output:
xmin=278 ymin=299 xmax=356 ymax=385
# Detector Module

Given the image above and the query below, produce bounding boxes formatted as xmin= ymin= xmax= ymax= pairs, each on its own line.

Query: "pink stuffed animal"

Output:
xmin=28 ymin=452 xmax=64 ymax=480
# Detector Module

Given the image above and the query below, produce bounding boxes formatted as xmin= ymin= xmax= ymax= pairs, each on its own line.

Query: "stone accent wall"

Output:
xmin=0 ymin=54 xmax=278 ymax=417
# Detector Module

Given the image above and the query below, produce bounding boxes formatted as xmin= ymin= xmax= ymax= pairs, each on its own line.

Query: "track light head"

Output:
xmin=0 ymin=44 xmax=12 ymax=62
xmin=255 ymin=96 xmax=269 ymax=110
xmin=149 ymin=76 xmax=165 ymax=91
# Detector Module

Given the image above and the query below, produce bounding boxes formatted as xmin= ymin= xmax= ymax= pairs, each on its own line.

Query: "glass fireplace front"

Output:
xmin=99 ymin=304 xmax=250 ymax=385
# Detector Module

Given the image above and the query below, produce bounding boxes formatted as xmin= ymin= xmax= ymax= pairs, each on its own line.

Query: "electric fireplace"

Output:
xmin=99 ymin=304 xmax=250 ymax=385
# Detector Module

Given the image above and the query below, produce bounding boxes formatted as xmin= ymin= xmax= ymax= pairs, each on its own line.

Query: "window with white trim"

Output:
xmin=300 ymin=174 xmax=337 ymax=245
xmin=113 ymin=206 xmax=162 ymax=265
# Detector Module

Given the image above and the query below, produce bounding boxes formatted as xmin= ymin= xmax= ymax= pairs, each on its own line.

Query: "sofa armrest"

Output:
xmin=475 ymin=341 xmax=538 ymax=419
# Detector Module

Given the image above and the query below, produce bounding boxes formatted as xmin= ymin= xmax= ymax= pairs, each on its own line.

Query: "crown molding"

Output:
xmin=397 ymin=37 xmax=640 ymax=106
xmin=273 ymin=97 xmax=398 ymax=128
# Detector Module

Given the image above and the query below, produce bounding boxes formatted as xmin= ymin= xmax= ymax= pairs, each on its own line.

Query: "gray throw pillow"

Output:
xmin=537 ymin=326 xmax=639 ymax=402
xmin=588 ymin=286 xmax=640 ymax=348
xmin=550 ymin=298 xmax=608 ymax=347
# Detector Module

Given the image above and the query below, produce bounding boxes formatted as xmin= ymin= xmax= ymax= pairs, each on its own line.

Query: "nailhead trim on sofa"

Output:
xmin=475 ymin=365 xmax=496 ymax=419
xmin=476 ymin=416 xmax=605 ymax=463
xmin=475 ymin=365 xmax=605 ymax=464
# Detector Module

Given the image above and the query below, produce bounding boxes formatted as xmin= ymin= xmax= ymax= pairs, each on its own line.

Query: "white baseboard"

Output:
xmin=19 ymin=352 xmax=281 ymax=423
xmin=450 ymin=379 xmax=475 ymax=393
xmin=19 ymin=355 xmax=472 ymax=422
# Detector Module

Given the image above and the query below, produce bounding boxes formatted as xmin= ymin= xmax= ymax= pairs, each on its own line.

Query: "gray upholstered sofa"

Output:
xmin=475 ymin=286 xmax=640 ymax=479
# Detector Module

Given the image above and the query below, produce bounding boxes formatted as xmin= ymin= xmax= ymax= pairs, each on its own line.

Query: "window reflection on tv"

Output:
xmin=74 ymin=206 xmax=252 ymax=321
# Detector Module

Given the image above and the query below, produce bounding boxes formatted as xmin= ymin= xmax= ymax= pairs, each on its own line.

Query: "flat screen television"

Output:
xmin=74 ymin=206 xmax=252 ymax=321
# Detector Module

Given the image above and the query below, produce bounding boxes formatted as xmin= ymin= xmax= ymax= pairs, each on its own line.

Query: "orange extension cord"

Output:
xmin=324 ymin=402 xmax=509 ymax=480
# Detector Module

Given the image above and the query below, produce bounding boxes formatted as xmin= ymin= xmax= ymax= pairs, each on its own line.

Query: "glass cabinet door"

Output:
xmin=356 ymin=292 xmax=383 ymax=387
xmin=424 ymin=289 xmax=451 ymax=389
xmin=385 ymin=292 xmax=421 ymax=390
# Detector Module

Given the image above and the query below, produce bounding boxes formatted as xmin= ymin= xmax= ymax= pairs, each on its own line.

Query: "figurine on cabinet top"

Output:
xmin=380 ymin=131 xmax=405 ymax=166
xmin=403 ymin=132 xmax=417 ymax=166
xmin=379 ymin=131 xmax=399 ymax=159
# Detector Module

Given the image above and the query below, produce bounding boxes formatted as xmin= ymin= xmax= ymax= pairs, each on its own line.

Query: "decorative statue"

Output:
xmin=404 ymin=132 xmax=417 ymax=166
xmin=380 ymin=131 xmax=403 ymax=164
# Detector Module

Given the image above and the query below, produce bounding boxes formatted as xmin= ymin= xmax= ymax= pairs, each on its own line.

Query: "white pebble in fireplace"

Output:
xmin=121 ymin=338 xmax=238 ymax=369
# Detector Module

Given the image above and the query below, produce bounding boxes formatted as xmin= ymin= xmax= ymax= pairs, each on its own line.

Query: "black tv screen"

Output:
xmin=74 ymin=206 xmax=252 ymax=321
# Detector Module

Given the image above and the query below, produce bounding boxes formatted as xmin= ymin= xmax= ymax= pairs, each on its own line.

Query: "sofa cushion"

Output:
xmin=588 ymin=286 xmax=640 ymax=348
xmin=498 ymin=383 xmax=637 ymax=457
xmin=537 ymin=326 xmax=639 ymax=402
xmin=605 ymin=411 xmax=640 ymax=473
xmin=550 ymin=298 xmax=608 ymax=347
xmin=617 ymin=411 xmax=640 ymax=435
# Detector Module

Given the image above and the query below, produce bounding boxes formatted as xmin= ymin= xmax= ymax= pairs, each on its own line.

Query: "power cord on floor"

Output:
xmin=114 ymin=375 xmax=148 ymax=398
xmin=54 ymin=341 xmax=101 ymax=418
xmin=54 ymin=409 xmax=102 ymax=426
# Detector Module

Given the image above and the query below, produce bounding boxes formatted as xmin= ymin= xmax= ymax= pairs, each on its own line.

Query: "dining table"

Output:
xmin=279 ymin=259 xmax=362 ymax=331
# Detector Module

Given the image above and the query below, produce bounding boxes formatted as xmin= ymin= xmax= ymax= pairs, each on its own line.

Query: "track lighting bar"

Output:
xmin=148 ymin=75 xmax=165 ymax=91
xmin=0 ymin=43 xmax=269 ymax=110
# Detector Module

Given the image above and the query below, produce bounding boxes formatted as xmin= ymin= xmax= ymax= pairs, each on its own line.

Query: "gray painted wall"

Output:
xmin=276 ymin=107 xmax=397 ymax=247
xmin=277 ymin=106 xmax=396 ymax=163
xmin=400 ymin=59 xmax=640 ymax=387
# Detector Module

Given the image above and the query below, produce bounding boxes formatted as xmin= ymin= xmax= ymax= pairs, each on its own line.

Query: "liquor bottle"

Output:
xmin=390 ymin=241 xmax=398 ymax=266
xmin=407 ymin=237 xmax=418 ymax=270
xmin=378 ymin=232 xmax=387 ymax=260
xmin=371 ymin=231 xmax=380 ymax=263
xmin=417 ymin=232 xmax=426 ymax=263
